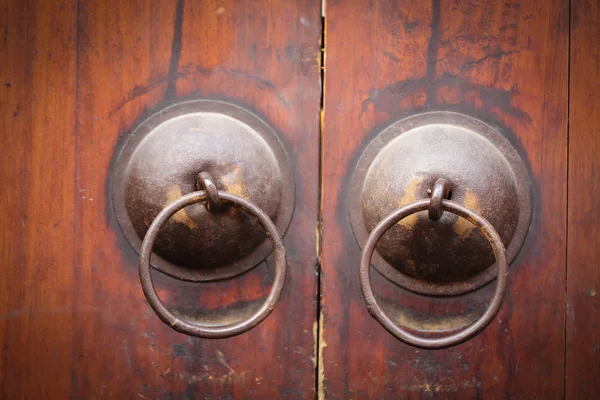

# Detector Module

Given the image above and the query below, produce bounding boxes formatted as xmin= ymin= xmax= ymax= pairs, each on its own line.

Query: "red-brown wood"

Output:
xmin=321 ymin=0 xmax=568 ymax=398
xmin=6 ymin=0 xmax=596 ymax=397
xmin=1 ymin=0 xmax=321 ymax=398
xmin=566 ymin=0 xmax=600 ymax=398
xmin=72 ymin=1 xmax=321 ymax=398
xmin=0 ymin=1 xmax=77 ymax=398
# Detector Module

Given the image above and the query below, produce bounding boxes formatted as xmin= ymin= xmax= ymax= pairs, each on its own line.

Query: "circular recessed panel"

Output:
xmin=349 ymin=112 xmax=532 ymax=295
xmin=112 ymin=100 xmax=295 ymax=281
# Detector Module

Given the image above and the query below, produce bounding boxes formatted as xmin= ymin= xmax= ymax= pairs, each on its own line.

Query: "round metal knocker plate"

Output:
xmin=349 ymin=111 xmax=532 ymax=295
xmin=112 ymin=100 xmax=295 ymax=281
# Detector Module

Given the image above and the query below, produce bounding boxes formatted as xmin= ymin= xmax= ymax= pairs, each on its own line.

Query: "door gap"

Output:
xmin=315 ymin=1 xmax=326 ymax=399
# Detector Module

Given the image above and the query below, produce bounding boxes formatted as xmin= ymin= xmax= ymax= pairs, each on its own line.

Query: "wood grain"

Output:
xmin=1 ymin=0 xmax=321 ymax=398
xmin=0 ymin=0 xmax=77 ymax=398
xmin=321 ymin=0 xmax=568 ymax=398
xmin=73 ymin=0 xmax=321 ymax=399
xmin=566 ymin=0 xmax=600 ymax=398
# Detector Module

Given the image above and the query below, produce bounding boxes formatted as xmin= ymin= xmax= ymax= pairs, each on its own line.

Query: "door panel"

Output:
xmin=74 ymin=1 xmax=321 ymax=398
xmin=73 ymin=2 xmax=180 ymax=396
xmin=566 ymin=0 xmax=600 ymax=397
xmin=0 ymin=1 xmax=77 ymax=398
xmin=3 ymin=0 xmax=597 ymax=398
xmin=1 ymin=0 xmax=322 ymax=398
xmin=321 ymin=0 xmax=568 ymax=398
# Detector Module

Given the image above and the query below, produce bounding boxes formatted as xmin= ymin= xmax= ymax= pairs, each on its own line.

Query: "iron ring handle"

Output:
xmin=359 ymin=199 xmax=508 ymax=349
xmin=139 ymin=190 xmax=286 ymax=338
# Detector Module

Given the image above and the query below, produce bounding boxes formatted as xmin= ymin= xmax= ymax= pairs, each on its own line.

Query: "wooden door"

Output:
xmin=1 ymin=1 xmax=321 ymax=398
xmin=2 ymin=0 xmax=600 ymax=399
xmin=566 ymin=0 xmax=600 ymax=398
xmin=321 ymin=0 xmax=570 ymax=398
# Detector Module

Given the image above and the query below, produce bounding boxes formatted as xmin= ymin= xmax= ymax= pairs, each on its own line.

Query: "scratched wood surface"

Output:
xmin=566 ymin=0 xmax=600 ymax=398
xmin=1 ymin=0 xmax=321 ymax=398
xmin=321 ymin=0 xmax=568 ymax=398
xmin=74 ymin=0 xmax=321 ymax=398
xmin=0 ymin=0 xmax=78 ymax=398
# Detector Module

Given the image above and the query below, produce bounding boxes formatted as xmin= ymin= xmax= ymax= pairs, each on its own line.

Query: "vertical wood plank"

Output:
xmin=72 ymin=1 xmax=177 ymax=397
xmin=321 ymin=0 xmax=568 ymax=398
xmin=0 ymin=0 xmax=77 ymax=398
xmin=73 ymin=1 xmax=321 ymax=398
xmin=566 ymin=1 xmax=600 ymax=398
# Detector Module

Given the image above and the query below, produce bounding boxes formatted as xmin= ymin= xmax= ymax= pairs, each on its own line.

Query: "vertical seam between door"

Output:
xmin=315 ymin=1 xmax=326 ymax=399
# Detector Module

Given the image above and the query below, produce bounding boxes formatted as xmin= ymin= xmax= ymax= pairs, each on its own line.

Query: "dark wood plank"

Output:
xmin=566 ymin=1 xmax=600 ymax=398
xmin=73 ymin=1 xmax=321 ymax=398
xmin=72 ymin=1 xmax=178 ymax=397
xmin=0 ymin=0 xmax=77 ymax=398
xmin=321 ymin=0 xmax=568 ymax=398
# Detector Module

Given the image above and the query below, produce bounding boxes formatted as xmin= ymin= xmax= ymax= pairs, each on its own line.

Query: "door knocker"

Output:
xmin=111 ymin=100 xmax=294 ymax=338
xmin=350 ymin=111 xmax=532 ymax=348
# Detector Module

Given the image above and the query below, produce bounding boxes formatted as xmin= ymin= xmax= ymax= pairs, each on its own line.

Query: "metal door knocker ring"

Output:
xmin=359 ymin=179 xmax=508 ymax=349
xmin=139 ymin=173 xmax=287 ymax=338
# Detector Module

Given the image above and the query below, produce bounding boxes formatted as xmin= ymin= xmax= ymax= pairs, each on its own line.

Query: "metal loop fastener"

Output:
xmin=139 ymin=190 xmax=286 ymax=338
xmin=196 ymin=171 xmax=221 ymax=212
xmin=359 ymin=198 xmax=508 ymax=349
xmin=428 ymin=178 xmax=450 ymax=221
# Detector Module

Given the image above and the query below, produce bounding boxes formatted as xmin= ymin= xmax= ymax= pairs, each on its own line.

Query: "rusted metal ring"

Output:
xmin=196 ymin=172 xmax=221 ymax=212
xmin=428 ymin=178 xmax=450 ymax=221
xmin=139 ymin=190 xmax=286 ymax=338
xmin=359 ymin=199 xmax=508 ymax=349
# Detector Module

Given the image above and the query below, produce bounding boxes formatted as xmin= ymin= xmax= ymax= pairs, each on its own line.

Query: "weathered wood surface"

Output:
xmin=0 ymin=0 xmax=77 ymax=398
xmin=566 ymin=0 xmax=600 ymax=398
xmin=321 ymin=0 xmax=568 ymax=398
xmin=4 ymin=0 xmax=598 ymax=398
xmin=1 ymin=1 xmax=322 ymax=398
